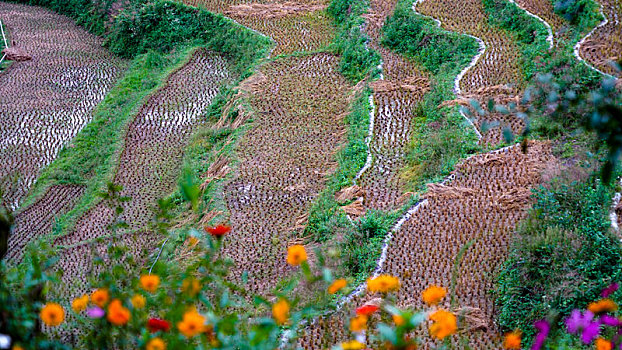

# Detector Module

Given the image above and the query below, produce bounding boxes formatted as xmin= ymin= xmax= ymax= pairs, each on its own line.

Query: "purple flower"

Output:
xmin=86 ymin=306 xmax=105 ymax=319
xmin=600 ymin=314 xmax=621 ymax=327
xmin=581 ymin=321 xmax=600 ymax=344
xmin=531 ymin=319 xmax=550 ymax=350
xmin=602 ymin=283 xmax=619 ymax=298
xmin=566 ymin=309 xmax=595 ymax=334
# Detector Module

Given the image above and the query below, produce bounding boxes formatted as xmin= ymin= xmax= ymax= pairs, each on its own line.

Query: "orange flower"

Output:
xmin=146 ymin=337 xmax=166 ymax=350
xmin=328 ymin=279 xmax=347 ymax=294
xmin=422 ymin=285 xmax=446 ymax=305
xmin=131 ymin=294 xmax=146 ymax=309
xmin=429 ymin=309 xmax=457 ymax=340
xmin=341 ymin=340 xmax=366 ymax=350
xmin=503 ymin=330 xmax=521 ymax=349
xmin=71 ymin=294 xmax=89 ymax=313
xmin=272 ymin=299 xmax=290 ymax=325
xmin=182 ymin=278 xmax=202 ymax=297
xmin=588 ymin=299 xmax=618 ymax=314
xmin=40 ymin=303 xmax=65 ymax=327
xmin=596 ymin=338 xmax=612 ymax=350
xmin=107 ymin=299 xmax=131 ymax=326
xmin=286 ymin=245 xmax=307 ymax=266
xmin=393 ymin=314 xmax=405 ymax=326
xmin=140 ymin=274 xmax=160 ymax=293
xmin=349 ymin=314 xmax=368 ymax=332
xmin=91 ymin=289 xmax=109 ymax=308
xmin=355 ymin=304 xmax=379 ymax=316
xmin=177 ymin=309 xmax=206 ymax=338
xmin=367 ymin=275 xmax=400 ymax=293
xmin=12 ymin=345 xmax=24 ymax=350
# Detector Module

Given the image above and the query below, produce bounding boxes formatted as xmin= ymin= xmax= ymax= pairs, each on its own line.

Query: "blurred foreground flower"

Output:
xmin=140 ymin=274 xmax=161 ymax=293
xmin=428 ymin=309 xmax=456 ymax=340
xmin=91 ymin=289 xmax=109 ymax=307
xmin=131 ymin=294 xmax=146 ymax=309
xmin=328 ymin=279 xmax=347 ymax=294
xmin=146 ymin=337 xmax=166 ymax=350
xmin=503 ymin=330 xmax=521 ymax=349
xmin=422 ymin=285 xmax=446 ymax=305
xmin=205 ymin=224 xmax=231 ymax=238
xmin=367 ymin=275 xmax=400 ymax=293
xmin=86 ymin=306 xmax=104 ymax=319
xmin=286 ymin=245 xmax=307 ymax=266
xmin=341 ymin=340 xmax=366 ymax=349
xmin=107 ymin=300 xmax=131 ymax=326
xmin=177 ymin=309 xmax=206 ymax=337
xmin=588 ymin=299 xmax=618 ymax=314
xmin=272 ymin=299 xmax=290 ymax=325
xmin=71 ymin=295 xmax=89 ymax=313
xmin=40 ymin=303 xmax=65 ymax=327
xmin=147 ymin=318 xmax=171 ymax=333
xmin=349 ymin=315 xmax=368 ymax=332
xmin=355 ymin=304 xmax=378 ymax=316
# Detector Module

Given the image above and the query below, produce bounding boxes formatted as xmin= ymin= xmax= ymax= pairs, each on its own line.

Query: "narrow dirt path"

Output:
xmin=50 ymin=50 xmax=235 ymax=291
xmin=0 ymin=2 xmax=128 ymax=208
xmin=356 ymin=0 xmax=430 ymax=212
xmin=575 ymin=0 xmax=622 ymax=78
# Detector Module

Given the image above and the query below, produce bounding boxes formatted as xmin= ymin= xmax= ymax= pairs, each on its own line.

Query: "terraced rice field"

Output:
xmin=38 ymin=50 xmax=234 ymax=290
xmin=183 ymin=0 xmax=334 ymax=56
xmin=358 ymin=0 xmax=430 ymax=211
xmin=513 ymin=0 xmax=566 ymax=36
xmin=416 ymin=0 xmax=527 ymax=145
xmin=577 ymin=0 xmax=622 ymax=77
xmin=0 ymin=2 xmax=128 ymax=208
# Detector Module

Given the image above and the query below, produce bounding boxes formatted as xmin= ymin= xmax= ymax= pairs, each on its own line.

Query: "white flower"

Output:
xmin=0 ymin=333 xmax=11 ymax=349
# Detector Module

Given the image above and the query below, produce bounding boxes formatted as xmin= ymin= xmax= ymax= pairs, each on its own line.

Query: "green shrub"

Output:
xmin=495 ymin=174 xmax=622 ymax=345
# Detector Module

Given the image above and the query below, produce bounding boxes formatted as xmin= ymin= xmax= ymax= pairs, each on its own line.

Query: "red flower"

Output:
xmin=355 ymin=305 xmax=379 ymax=316
xmin=147 ymin=318 xmax=171 ymax=333
xmin=205 ymin=224 xmax=231 ymax=238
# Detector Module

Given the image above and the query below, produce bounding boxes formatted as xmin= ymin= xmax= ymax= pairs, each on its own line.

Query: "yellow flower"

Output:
xmin=12 ymin=346 xmax=24 ymax=350
xmin=177 ymin=309 xmax=206 ymax=338
xmin=328 ymin=279 xmax=348 ymax=294
xmin=272 ymin=299 xmax=290 ymax=325
xmin=393 ymin=314 xmax=405 ymax=326
xmin=588 ymin=299 xmax=618 ymax=314
xmin=349 ymin=314 xmax=368 ymax=332
xmin=286 ymin=245 xmax=307 ymax=266
xmin=429 ymin=309 xmax=457 ymax=340
xmin=182 ymin=278 xmax=201 ymax=297
xmin=367 ymin=275 xmax=400 ymax=293
xmin=422 ymin=285 xmax=446 ymax=305
xmin=40 ymin=303 xmax=65 ymax=327
xmin=341 ymin=340 xmax=366 ymax=350
xmin=71 ymin=295 xmax=89 ymax=313
xmin=91 ymin=289 xmax=109 ymax=308
xmin=146 ymin=337 xmax=167 ymax=350
xmin=140 ymin=274 xmax=160 ymax=293
xmin=503 ymin=330 xmax=521 ymax=349
xmin=131 ymin=294 xmax=146 ymax=309
xmin=596 ymin=338 xmax=612 ymax=350
xmin=107 ymin=299 xmax=131 ymax=326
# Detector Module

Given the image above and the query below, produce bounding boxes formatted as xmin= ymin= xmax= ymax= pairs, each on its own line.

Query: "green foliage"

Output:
xmin=495 ymin=175 xmax=622 ymax=344
xmin=553 ymin=0 xmax=601 ymax=28
xmin=342 ymin=210 xmax=398 ymax=282
xmin=381 ymin=0 xmax=479 ymax=75
xmin=327 ymin=0 xmax=380 ymax=81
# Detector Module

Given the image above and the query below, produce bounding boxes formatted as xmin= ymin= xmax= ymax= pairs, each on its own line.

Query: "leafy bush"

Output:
xmin=496 ymin=174 xmax=622 ymax=345
xmin=554 ymin=0 xmax=600 ymax=26
xmin=328 ymin=0 xmax=380 ymax=81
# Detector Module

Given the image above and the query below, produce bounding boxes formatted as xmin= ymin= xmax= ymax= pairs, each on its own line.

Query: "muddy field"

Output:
xmin=0 ymin=2 xmax=128 ymax=208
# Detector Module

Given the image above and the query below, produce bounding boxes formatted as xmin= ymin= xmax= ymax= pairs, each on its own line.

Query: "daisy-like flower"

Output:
xmin=140 ymin=274 xmax=160 ymax=293
xmin=422 ymin=285 xmax=446 ymax=305
xmin=40 ymin=303 xmax=65 ymax=327
xmin=272 ymin=299 xmax=290 ymax=325
xmin=286 ymin=245 xmax=307 ymax=266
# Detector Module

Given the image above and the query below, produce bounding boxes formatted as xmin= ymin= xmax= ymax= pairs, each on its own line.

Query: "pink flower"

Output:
xmin=566 ymin=310 xmax=595 ymax=334
xmin=580 ymin=321 xmax=600 ymax=344
xmin=531 ymin=319 xmax=550 ymax=350
xmin=86 ymin=306 xmax=105 ymax=319
xmin=602 ymin=283 xmax=620 ymax=298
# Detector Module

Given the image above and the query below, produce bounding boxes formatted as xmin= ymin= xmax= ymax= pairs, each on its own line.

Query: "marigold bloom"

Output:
xmin=328 ymin=279 xmax=347 ymax=294
xmin=12 ymin=345 xmax=24 ymax=350
xmin=393 ymin=314 xmax=405 ymax=326
xmin=588 ymin=299 xmax=618 ymax=314
xmin=177 ymin=310 xmax=206 ymax=338
xmin=272 ymin=299 xmax=290 ymax=325
xmin=503 ymin=330 xmax=521 ymax=349
xmin=366 ymin=275 xmax=400 ymax=293
xmin=107 ymin=299 xmax=131 ymax=326
xmin=596 ymin=338 xmax=612 ymax=350
xmin=422 ymin=285 xmax=446 ymax=305
xmin=146 ymin=337 xmax=166 ymax=350
xmin=355 ymin=304 xmax=379 ymax=316
xmin=40 ymin=303 xmax=65 ymax=327
xmin=140 ymin=274 xmax=160 ymax=293
xmin=286 ymin=245 xmax=307 ymax=266
xmin=205 ymin=224 xmax=231 ymax=238
xmin=131 ymin=294 xmax=146 ymax=309
xmin=341 ymin=340 xmax=366 ymax=350
xmin=71 ymin=295 xmax=89 ymax=313
xmin=91 ymin=289 xmax=109 ymax=307
xmin=429 ymin=309 xmax=457 ymax=340
xmin=349 ymin=314 xmax=368 ymax=332
xmin=147 ymin=318 xmax=171 ymax=333
xmin=182 ymin=278 xmax=202 ymax=297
